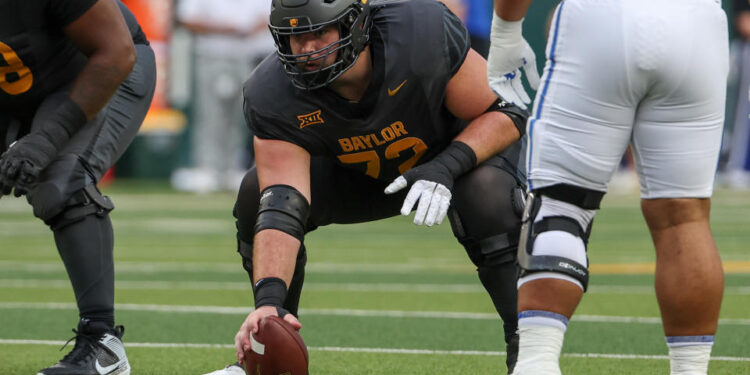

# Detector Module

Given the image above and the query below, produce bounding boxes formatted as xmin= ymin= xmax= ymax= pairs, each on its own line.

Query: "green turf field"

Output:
xmin=1 ymin=181 xmax=748 ymax=374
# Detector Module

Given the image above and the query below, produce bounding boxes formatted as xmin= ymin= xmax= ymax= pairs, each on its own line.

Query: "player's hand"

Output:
xmin=0 ymin=134 xmax=58 ymax=197
xmin=235 ymin=305 xmax=302 ymax=364
xmin=487 ymin=14 xmax=540 ymax=110
xmin=384 ymin=161 xmax=453 ymax=227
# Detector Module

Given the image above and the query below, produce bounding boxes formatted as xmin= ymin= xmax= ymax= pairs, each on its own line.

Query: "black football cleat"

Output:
xmin=37 ymin=320 xmax=130 ymax=375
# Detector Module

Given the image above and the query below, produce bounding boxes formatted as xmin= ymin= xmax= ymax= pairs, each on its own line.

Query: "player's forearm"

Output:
xmin=454 ymin=111 xmax=521 ymax=164
xmin=70 ymin=48 xmax=135 ymax=120
xmin=493 ymin=0 xmax=533 ymax=21
xmin=252 ymin=229 xmax=301 ymax=288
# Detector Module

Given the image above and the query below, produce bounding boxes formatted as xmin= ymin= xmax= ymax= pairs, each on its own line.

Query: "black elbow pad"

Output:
xmin=254 ymin=184 xmax=310 ymax=241
xmin=485 ymin=98 xmax=529 ymax=137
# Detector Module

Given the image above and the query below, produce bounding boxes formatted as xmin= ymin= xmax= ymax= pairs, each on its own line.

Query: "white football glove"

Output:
xmin=487 ymin=15 xmax=540 ymax=110
xmin=384 ymin=176 xmax=451 ymax=227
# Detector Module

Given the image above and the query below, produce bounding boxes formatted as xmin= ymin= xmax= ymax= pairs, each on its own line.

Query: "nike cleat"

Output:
xmin=37 ymin=320 xmax=130 ymax=375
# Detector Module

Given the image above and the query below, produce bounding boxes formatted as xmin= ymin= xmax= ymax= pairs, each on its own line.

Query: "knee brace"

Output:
xmin=517 ymin=184 xmax=602 ymax=291
xmin=34 ymin=184 xmax=114 ymax=230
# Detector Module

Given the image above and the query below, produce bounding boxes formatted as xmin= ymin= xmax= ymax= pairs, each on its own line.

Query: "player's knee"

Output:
xmin=517 ymin=184 xmax=602 ymax=291
xmin=451 ymin=210 xmax=519 ymax=268
xmin=453 ymin=165 xmax=526 ymax=221
xmin=641 ymin=197 xmax=711 ymax=230
xmin=234 ymin=167 xmax=260 ymax=242
xmin=450 ymin=166 xmax=525 ymax=268
xmin=32 ymin=184 xmax=114 ymax=231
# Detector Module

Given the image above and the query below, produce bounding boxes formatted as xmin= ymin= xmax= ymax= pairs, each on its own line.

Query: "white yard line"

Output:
xmin=1 ymin=302 xmax=749 ymax=326
xmin=1 ymin=339 xmax=748 ymax=362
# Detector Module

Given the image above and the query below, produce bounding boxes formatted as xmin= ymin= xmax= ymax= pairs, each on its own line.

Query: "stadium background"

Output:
xmin=1 ymin=1 xmax=747 ymax=374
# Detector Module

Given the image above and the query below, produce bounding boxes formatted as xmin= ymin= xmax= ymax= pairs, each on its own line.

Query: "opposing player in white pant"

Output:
xmin=487 ymin=0 xmax=729 ymax=374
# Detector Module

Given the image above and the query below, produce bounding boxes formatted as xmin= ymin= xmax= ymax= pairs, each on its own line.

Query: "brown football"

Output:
xmin=244 ymin=315 xmax=309 ymax=375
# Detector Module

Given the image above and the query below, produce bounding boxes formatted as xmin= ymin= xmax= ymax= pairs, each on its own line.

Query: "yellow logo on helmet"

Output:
xmin=290 ymin=18 xmax=298 ymax=27
xmin=362 ymin=0 xmax=368 ymax=4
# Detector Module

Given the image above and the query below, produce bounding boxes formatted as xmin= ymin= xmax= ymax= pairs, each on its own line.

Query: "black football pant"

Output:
xmin=234 ymin=154 xmax=524 ymax=348
xmin=0 ymin=44 xmax=156 ymax=328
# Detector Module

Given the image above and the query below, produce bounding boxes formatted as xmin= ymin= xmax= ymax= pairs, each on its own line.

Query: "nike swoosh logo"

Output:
xmin=95 ymin=359 xmax=122 ymax=374
xmin=387 ymin=80 xmax=407 ymax=96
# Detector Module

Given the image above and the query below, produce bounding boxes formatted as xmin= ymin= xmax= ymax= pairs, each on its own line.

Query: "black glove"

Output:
xmin=384 ymin=141 xmax=477 ymax=226
xmin=0 ymin=134 xmax=58 ymax=197
xmin=0 ymin=97 xmax=87 ymax=197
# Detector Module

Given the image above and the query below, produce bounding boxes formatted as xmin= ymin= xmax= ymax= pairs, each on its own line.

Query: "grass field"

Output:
xmin=1 ymin=181 xmax=748 ymax=374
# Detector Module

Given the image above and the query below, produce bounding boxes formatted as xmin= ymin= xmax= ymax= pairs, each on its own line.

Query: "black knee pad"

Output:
xmin=461 ymin=231 xmax=519 ymax=268
xmin=33 ymin=184 xmax=114 ymax=230
xmin=449 ymin=207 xmax=519 ymax=268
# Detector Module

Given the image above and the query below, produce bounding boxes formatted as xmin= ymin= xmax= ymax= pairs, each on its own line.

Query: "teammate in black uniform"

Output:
xmin=0 ymin=1 xmax=155 ymax=374
xmin=219 ymin=0 xmax=527 ymax=373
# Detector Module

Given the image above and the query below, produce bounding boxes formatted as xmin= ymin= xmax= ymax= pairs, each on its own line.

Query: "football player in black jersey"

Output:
xmin=0 ymin=1 xmax=155 ymax=374
xmin=215 ymin=0 xmax=528 ymax=374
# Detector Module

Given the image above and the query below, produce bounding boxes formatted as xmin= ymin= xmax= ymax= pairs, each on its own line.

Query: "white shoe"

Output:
xmin=203 ymin=362 xmax=245 ymax=375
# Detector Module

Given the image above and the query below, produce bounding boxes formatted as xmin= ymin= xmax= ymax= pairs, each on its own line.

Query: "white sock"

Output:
xmin=512 ymin=311 xmax=568 ymax=375
xmin=667 ymin=336 xmax=714 ymax=375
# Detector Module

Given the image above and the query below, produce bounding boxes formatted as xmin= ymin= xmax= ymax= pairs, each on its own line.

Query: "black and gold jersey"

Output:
xmin=244 ymin=0 xmax=479 ymax=182
xmin=0 ymin=0 xmax=147 ymax=120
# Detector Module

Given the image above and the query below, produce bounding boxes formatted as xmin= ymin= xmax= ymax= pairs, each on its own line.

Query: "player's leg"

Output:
xmin=631 ymin=1 xmax=728 ymax=371
xmin=448 ymin=157 xmax=525 ymax=374
xmin=641 ymin=199 xmax=723 ymax=374
xmin=513 ymin=1 xmax=641 ymax=373
xmin=30 ymin=43 xmax=155 ymax=375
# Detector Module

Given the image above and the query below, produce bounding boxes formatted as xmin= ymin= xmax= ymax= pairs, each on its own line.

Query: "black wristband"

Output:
xmin=253 ymin=277 xmax=288 ymax=308
xmin=433 ymin=141 xmax=477 ymax=179
xmin=37 ymin=97 xmax=88 ymax=151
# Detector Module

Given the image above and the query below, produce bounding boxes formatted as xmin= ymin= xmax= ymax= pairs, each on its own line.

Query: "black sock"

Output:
xmin=54 ymin=213 xmax=115 ymax=328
